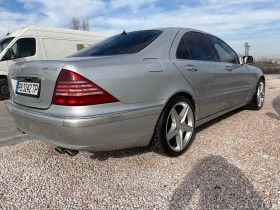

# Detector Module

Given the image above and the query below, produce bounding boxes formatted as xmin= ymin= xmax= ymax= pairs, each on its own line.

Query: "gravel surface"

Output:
xmin=0 ymin=102 xmax=24 ymax=141
xmin=0 ymin=78 xmax=280 ymax=209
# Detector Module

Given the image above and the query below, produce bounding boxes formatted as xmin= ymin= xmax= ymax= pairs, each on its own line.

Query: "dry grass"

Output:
xmin=251 ymin=62 xmax=280 ymax=74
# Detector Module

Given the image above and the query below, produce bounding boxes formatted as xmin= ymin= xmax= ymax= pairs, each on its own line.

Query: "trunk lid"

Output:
xmin=9 ymin=60 xmax=66 ymax=109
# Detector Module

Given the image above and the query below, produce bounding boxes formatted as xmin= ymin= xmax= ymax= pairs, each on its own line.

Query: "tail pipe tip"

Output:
xmin=65 ymin=149 xmax=79 ymax=157
xmin=55 ymin=147 xmax=66 ymax=154
xmin=55 ymin=147 xmax=79 ymax=156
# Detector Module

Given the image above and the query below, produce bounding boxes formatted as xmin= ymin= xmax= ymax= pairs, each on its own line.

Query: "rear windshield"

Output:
xmin=70 ymin=30 xmax=162 ymax=57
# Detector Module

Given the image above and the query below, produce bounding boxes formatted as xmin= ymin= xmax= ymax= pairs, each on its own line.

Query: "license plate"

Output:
xmin=16 ymin=81 xmax=40 ymax=97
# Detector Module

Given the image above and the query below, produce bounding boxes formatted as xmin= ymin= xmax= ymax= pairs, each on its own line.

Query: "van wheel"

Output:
xmin=151 ymin=96 xmax=195 ymax=157
xmin=0 ymin=78 xmax=10 ymax=100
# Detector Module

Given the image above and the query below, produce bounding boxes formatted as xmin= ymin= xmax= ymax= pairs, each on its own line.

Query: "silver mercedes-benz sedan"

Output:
xmin=5 ymin=28 xmax=265 ymax=157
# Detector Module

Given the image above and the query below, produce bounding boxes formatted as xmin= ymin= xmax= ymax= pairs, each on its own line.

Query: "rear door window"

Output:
xmin=207 ymin=35 xmax=238 ymax=63
xmin=176 ymin=37 xmax=191 ymax=60
xmin=178 ymin=32 xmax=215 ymax=61
xmin=70 ymin=30 xmax=162 ymax=57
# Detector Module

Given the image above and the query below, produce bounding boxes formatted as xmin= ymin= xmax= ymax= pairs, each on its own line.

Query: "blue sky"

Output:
xmin=1 ymin=0 xmax=280 ymax=59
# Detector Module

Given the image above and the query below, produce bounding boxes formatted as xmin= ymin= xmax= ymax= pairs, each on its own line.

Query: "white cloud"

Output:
xmin=18 ymin=0 xmax=106 ymax=25
xmin=0 ymin=0 xmax=106 ymax=38
xmin=110 ymin=0 xmax=159 ymax=11
xmin=200 ymin=0 xmax=269 ymax=6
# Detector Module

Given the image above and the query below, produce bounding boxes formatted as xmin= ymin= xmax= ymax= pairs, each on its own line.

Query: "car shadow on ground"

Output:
xmin=89 ymin=147 xmax=152 ymax=161
xmin=90 ymin=107 xmax=246 ymax=161
xmin=266 ymin=95 xmax=280 ymax=121
xmin=169 ymin=155 xmax=268 ymax=209
xmin=195 ymin=107 xmax=245 ymax=133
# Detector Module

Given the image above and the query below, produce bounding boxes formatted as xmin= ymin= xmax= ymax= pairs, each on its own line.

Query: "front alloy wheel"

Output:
xmin=257 ymin=81 xmax=265 ymax=108
xmin=247 ymin=78 xmax=265 ymax=110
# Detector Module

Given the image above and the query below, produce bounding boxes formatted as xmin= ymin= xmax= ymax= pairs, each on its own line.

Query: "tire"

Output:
xmin=247 ymin=78 xmax=265 ymax=110
xmin=0 ymin=78 xmax=9 ymax=100
xmin=151 ymin=96 xmax=195 ymax=157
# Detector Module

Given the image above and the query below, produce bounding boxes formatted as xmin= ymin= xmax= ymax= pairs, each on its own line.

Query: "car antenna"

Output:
xmin=6 ymin=21 xmax=10 ymax=36
xmin=121 ymin=29 xmax=126 ymax=35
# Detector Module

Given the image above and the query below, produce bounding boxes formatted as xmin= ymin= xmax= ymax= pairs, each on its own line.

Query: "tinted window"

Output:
xmin=11 ymin=38 xmax=36 ymax=58
xmin=70 ymin=30 xmax=162 ymax=57
xmin=208 ymin=35 xmax=238 ymax=63
xmin=182 ymin=32 xmax=215 ymax=61
xmin=176 ymin=37 xmax=191 ymax=59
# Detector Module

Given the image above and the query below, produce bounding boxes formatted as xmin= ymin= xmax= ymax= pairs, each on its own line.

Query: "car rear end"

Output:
xmin=5 ymin=29 xmax=181 ymax=152
xmin=6 ymin=58 xmax=161 ymax=152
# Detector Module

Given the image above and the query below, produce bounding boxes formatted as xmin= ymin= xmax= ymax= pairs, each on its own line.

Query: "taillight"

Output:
xmin=52 ymin=70 xmax=118 ymax=106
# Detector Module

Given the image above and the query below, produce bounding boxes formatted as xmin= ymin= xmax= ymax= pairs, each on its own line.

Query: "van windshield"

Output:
xmin=69 ymin=30 xmax=162 ymax=57
xmin=0 ymin=37 xmax=14 ymax=53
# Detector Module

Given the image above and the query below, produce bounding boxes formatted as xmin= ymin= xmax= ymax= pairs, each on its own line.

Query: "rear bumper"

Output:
xmin=5 ymin=101 xmax=162 ymax=151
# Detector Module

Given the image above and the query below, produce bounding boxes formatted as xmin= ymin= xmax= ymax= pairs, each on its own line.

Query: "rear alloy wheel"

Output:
xmin=247 ymin=78 xmax=265 ymax=110
xmin=151 ymin=96 xmax=195 ymax=157
xmin=0 ymin=78 xmax=9 ymax=100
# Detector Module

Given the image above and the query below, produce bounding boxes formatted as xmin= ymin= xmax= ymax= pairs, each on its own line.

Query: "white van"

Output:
xmin=0 ymin=26 xmax=109 ymax=100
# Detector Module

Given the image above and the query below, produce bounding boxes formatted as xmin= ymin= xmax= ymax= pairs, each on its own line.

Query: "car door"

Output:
xmin=207 ymin=35 xmax=251 ymax=109
xmin=170 ymin=30 xmax=227 ymax=119
xmin=7 ymin=37 xmax=41 ymax=68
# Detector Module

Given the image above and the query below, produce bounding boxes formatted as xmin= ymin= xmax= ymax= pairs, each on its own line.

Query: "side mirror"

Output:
xmin=6 ymin=48 xmax=14 ymax=60
xmin=242 ymin=56 xmax=253 ymax=64
xmin=239 ymin=57 xmax=243 ymax=64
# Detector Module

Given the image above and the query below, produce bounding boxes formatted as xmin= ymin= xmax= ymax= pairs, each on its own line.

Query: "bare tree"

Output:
xmin=72 ymin=17 xmax=80 ymax=30
xmin=82 ymin=18 xmax=90 ymax=31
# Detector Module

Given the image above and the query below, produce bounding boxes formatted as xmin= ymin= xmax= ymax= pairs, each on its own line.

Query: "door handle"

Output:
xmin=226 ymin=66 xmax=232 ymax=71
xmin=186 ymin=65 xmax=198 ymax=72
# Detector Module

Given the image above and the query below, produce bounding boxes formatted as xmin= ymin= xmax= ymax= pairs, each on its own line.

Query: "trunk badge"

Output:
xmin=41 ymin=67 xmax=58 ymax=71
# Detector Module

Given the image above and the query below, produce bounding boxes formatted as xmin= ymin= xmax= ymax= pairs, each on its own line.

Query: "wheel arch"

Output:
xmin=161 ymin=90 xmax=199 ymax=122
xmin=260 ymin=75 xmax=265 ymax=83
xmin=0 ymin=75 xmax=7 ymax=79
xmin=167 ymin=91 xmax=197 ymax=111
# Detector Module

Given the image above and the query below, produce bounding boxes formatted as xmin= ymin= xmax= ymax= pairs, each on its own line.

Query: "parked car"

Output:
xmin=0 ymin=26 xmax=109 ymax=100
xmin=5 ymin=28 xmax=265 ymax=157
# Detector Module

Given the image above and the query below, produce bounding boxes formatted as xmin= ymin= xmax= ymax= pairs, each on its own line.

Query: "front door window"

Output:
xmin=10 ymin=38 xmax=36 ymax=59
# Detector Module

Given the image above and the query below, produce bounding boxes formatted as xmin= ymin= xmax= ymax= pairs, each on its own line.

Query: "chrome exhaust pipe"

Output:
xmin=64 ymin=149 xmax=79 ymax=157
xmin=55 ymin=147 xmax=66 ymax=154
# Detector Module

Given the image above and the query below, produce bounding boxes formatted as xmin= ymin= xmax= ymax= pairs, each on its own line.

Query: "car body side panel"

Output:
xmin=6 ymin=99 xmax=164 ymax=124
xmin=246 ymin=65 xmax=264 ymax=100
xmin=5 ymin=28 xmax=265 ymax=153
xmin=222 ymin=62 xmax=252 ymax=109
xmin=169 ymin=29 xmax=226 ymax=119
xmin=6 ymin=100 xmax=161 ymax=151
xmin=63 ymin=57 xmax=197 ymax=105
xmin=62 ymin=29 xmax=197 ymax=107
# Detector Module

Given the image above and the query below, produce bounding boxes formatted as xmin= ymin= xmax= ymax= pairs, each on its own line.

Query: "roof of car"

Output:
xmin=155 ymin=27 xmax=219 ymax=39
xmin=133 ymin=27 xmax=211 ymax=35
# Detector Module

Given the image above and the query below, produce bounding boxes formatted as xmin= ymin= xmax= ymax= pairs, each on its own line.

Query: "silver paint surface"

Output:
xmin=6 ymin=28 xmax=264 ymax=151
